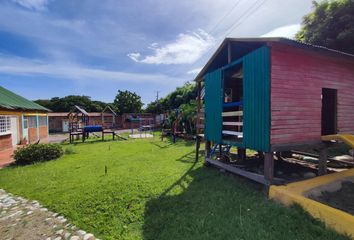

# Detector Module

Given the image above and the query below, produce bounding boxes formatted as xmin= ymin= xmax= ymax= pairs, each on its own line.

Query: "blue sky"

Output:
xmin=0 ymin=0 xmax=313 ymax=105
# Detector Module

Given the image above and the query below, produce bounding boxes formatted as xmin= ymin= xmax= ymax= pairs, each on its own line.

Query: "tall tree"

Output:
xmin=296 ymin=0 xmax=354 ymax=54
xmin=34 ymin=96 xmax=108 ymax=112
xmin=145 ymin=82 xmax=197 ymax=113
xmin=113 ymin=90 xmax=143 ymax=114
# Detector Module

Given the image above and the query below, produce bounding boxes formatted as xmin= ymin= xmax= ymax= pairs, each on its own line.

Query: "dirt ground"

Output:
xmin=310 ymin=181 xmax=354 ymax=216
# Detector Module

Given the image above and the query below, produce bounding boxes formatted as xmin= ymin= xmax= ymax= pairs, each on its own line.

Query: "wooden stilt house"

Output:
xmin=195 ymin=37 xmax=354 ymax=185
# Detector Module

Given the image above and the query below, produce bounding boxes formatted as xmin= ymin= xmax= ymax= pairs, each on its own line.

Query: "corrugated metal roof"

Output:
xmin=0 ymin=86 xmax=49 ymax=112
xmin=195 ymin=37 xmax=354 ymax=81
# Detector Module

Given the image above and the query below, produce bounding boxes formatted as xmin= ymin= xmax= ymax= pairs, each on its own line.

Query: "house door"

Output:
xmin=321 ymin=88 xmax=337 ymax=135
xmin=10 ymin=116 xmax=19 ymax=146
xmin=62 ymin=120 xmax=69 ymax=132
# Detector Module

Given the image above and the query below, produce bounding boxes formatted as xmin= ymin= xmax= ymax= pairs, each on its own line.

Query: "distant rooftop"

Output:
xmin=0 ymin=86 xmax=49 ymax=112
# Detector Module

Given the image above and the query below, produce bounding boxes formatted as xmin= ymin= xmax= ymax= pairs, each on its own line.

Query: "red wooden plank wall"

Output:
xmin=270 ymin=43 xmax=354 ymax=145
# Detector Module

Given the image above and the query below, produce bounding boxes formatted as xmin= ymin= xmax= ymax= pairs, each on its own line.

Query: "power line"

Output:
xmin=208 ymin=0 xmax=242 ymax=35
xmin=189 ymin=0 xmax=269 ymax=73
xmin=223 ymin=0 xmax=268 ymax=37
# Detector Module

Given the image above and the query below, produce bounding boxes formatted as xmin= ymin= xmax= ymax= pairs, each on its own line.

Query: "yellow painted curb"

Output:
xmin=269 ymin=168 xmax=354 ymax=239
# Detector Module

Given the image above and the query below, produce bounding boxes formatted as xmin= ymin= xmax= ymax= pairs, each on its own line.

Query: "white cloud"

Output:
xmin=127 ymin=53 xmax=141 ymax=62
xmin=0 ymin=56 xmax=184 ymax=85
xmin=128 ymin=29 xmax=215 ymax=64
xmin=261 ymin=24 xmax=301 ymax=39
xmin=11 ymin=0 xmax=49 ymax=11
xmin=187 ymin=67 xmax=202 ymax=75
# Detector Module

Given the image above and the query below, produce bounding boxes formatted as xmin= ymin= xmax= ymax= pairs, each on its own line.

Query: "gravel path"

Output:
xmin=0 ymin=189 xmax=99 ymax=240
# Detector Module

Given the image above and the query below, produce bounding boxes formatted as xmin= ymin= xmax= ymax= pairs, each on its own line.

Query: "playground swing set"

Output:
xmin=161 ymin=109 xmax=186 ymax=143
xmin=128 ymin=114 xmax=154 ymax=138
xmin=68 ymin=105 xmax=126 ymax=143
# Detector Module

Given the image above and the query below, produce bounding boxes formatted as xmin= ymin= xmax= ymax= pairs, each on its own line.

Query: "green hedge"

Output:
xmin=14 ymin=144 xmax=64 ymax=165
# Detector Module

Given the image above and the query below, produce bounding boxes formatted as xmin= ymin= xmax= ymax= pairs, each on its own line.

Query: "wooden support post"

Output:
xmin=218 ymin=144 xmax=222 ymax=159
xmin=196 ymin=80 xmax=202 ymax=162
xmin=318 ymin=146 xmax=328 ymax=175
xmin=195 ymin=136 xmax=200 ymax=162
xmin=264 ymin=152 xmax=274 ymax=185
xmin=237 ymin=148 xmax=246 ymax=161
xmin=205 ymin=140 xmax=211 ymax=158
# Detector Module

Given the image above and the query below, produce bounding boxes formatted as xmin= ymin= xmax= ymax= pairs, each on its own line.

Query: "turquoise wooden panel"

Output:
xmin=204 ymin=69 xmax=223 ymax=142
xmin=243 ymin=46 xmax=270 ymax=152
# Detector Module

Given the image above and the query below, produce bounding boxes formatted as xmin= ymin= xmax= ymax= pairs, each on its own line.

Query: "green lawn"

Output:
xmin=0 ymin=136 xmax=348 ymax=240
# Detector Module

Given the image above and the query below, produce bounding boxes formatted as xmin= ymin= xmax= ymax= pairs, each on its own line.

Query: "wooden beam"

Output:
xmin=222 ymin=130 xmax=243 ymax=137
xmin=270 ymin=141 xmax=323 ymax=152
xmin=206 ymin=158 xmax=268 ymax=184
xmin=222 ymin=111 xmax=243 ymax=117
xmin=196 ymin=81 xmax=202 ymax=135
xmin=264 ymin=152 xmax=274 ymax=185
xmin=223 ymin=122 xmax=243 ymax=126
xmin=205 ymin=140 xmax=211 ymax=158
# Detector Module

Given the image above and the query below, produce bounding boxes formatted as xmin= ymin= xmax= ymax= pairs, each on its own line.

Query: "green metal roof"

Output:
xmin=0 ymin=86 xmax=49 ymax=112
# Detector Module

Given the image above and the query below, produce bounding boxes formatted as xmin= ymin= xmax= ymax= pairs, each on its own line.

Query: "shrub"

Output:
xmin=14 ymin=144 xmax=64 ymax=165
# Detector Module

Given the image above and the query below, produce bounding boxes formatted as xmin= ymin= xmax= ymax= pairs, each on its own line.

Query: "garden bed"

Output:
xmin=308 ymin=178 xmax=354 ymax=216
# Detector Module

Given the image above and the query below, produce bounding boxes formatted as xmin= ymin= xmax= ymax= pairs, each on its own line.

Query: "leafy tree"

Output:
xmin=145 ymin=82 xmax=197 ymax=113
xmin=113 ymin=90 xmax=143 ymax=114
xmin=296 ymin=0 xmax=354 ymax=54
xmin=34 ymin=96 xmax=108 ymax=112
xmin=180 ymin=100 xmax=197 ymax=134
xmin=145 ymin=82 xmax=198 ymax=134
xmin=34 ymin=99 xmax=53 ymax=110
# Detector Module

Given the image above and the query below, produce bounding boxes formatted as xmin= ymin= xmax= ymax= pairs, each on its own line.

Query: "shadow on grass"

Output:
xmin=175 ymin=151 xmax=197 ymax=164
xmin=142 ymin=164 xmax=349 ymax=240
xmin=149 ymin=141 xmax=174 ymax=149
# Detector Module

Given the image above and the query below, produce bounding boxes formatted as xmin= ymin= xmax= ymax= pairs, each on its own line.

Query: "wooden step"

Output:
xmin=222 ymin=111 xmax=243 ymax=117
xmin=223 ymin=122 xmax=243 ymax=126
xmin=222 ymin=130 xmax=243 ymax=137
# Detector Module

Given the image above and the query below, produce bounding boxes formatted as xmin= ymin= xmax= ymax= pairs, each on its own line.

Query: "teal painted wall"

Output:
xmin=204 ymin=46 xmax=270 ymax=152
xmin=204 ymin=69 xmax=223 ymax=142
xmin=243 ymin=46 xmax=270 ymax=152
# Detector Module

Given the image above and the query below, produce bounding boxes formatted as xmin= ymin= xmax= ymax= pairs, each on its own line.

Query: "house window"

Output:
xmin=39 ymin=116 xmax=47 ymax=126
xmin=25 ymin=116 xmax=37 ymax=128
xmin=0 ymin=116 xmax=11 ymax=133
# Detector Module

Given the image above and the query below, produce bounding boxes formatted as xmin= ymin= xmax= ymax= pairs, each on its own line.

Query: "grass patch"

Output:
xmin=0 ymin=136 xmax=349 ymax=240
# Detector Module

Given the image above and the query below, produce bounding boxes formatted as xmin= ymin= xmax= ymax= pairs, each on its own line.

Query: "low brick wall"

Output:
xmin=28 ymin=127 xmax=38 ymax=144
xmin=0 ymin=134 xmax=12 ymax=151
xmin=39 ymin=126 xmax=48 ymax=139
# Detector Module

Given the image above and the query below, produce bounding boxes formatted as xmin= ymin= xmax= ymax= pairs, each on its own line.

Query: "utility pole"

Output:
xmin=155 ymin=90 xmax=160 ymax=114
xmin=155 ymin=91 xmax=159 ymax=102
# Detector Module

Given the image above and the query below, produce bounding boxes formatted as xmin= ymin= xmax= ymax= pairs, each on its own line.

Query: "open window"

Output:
xmin=222 ymin=63 xmax=243 ymax=142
